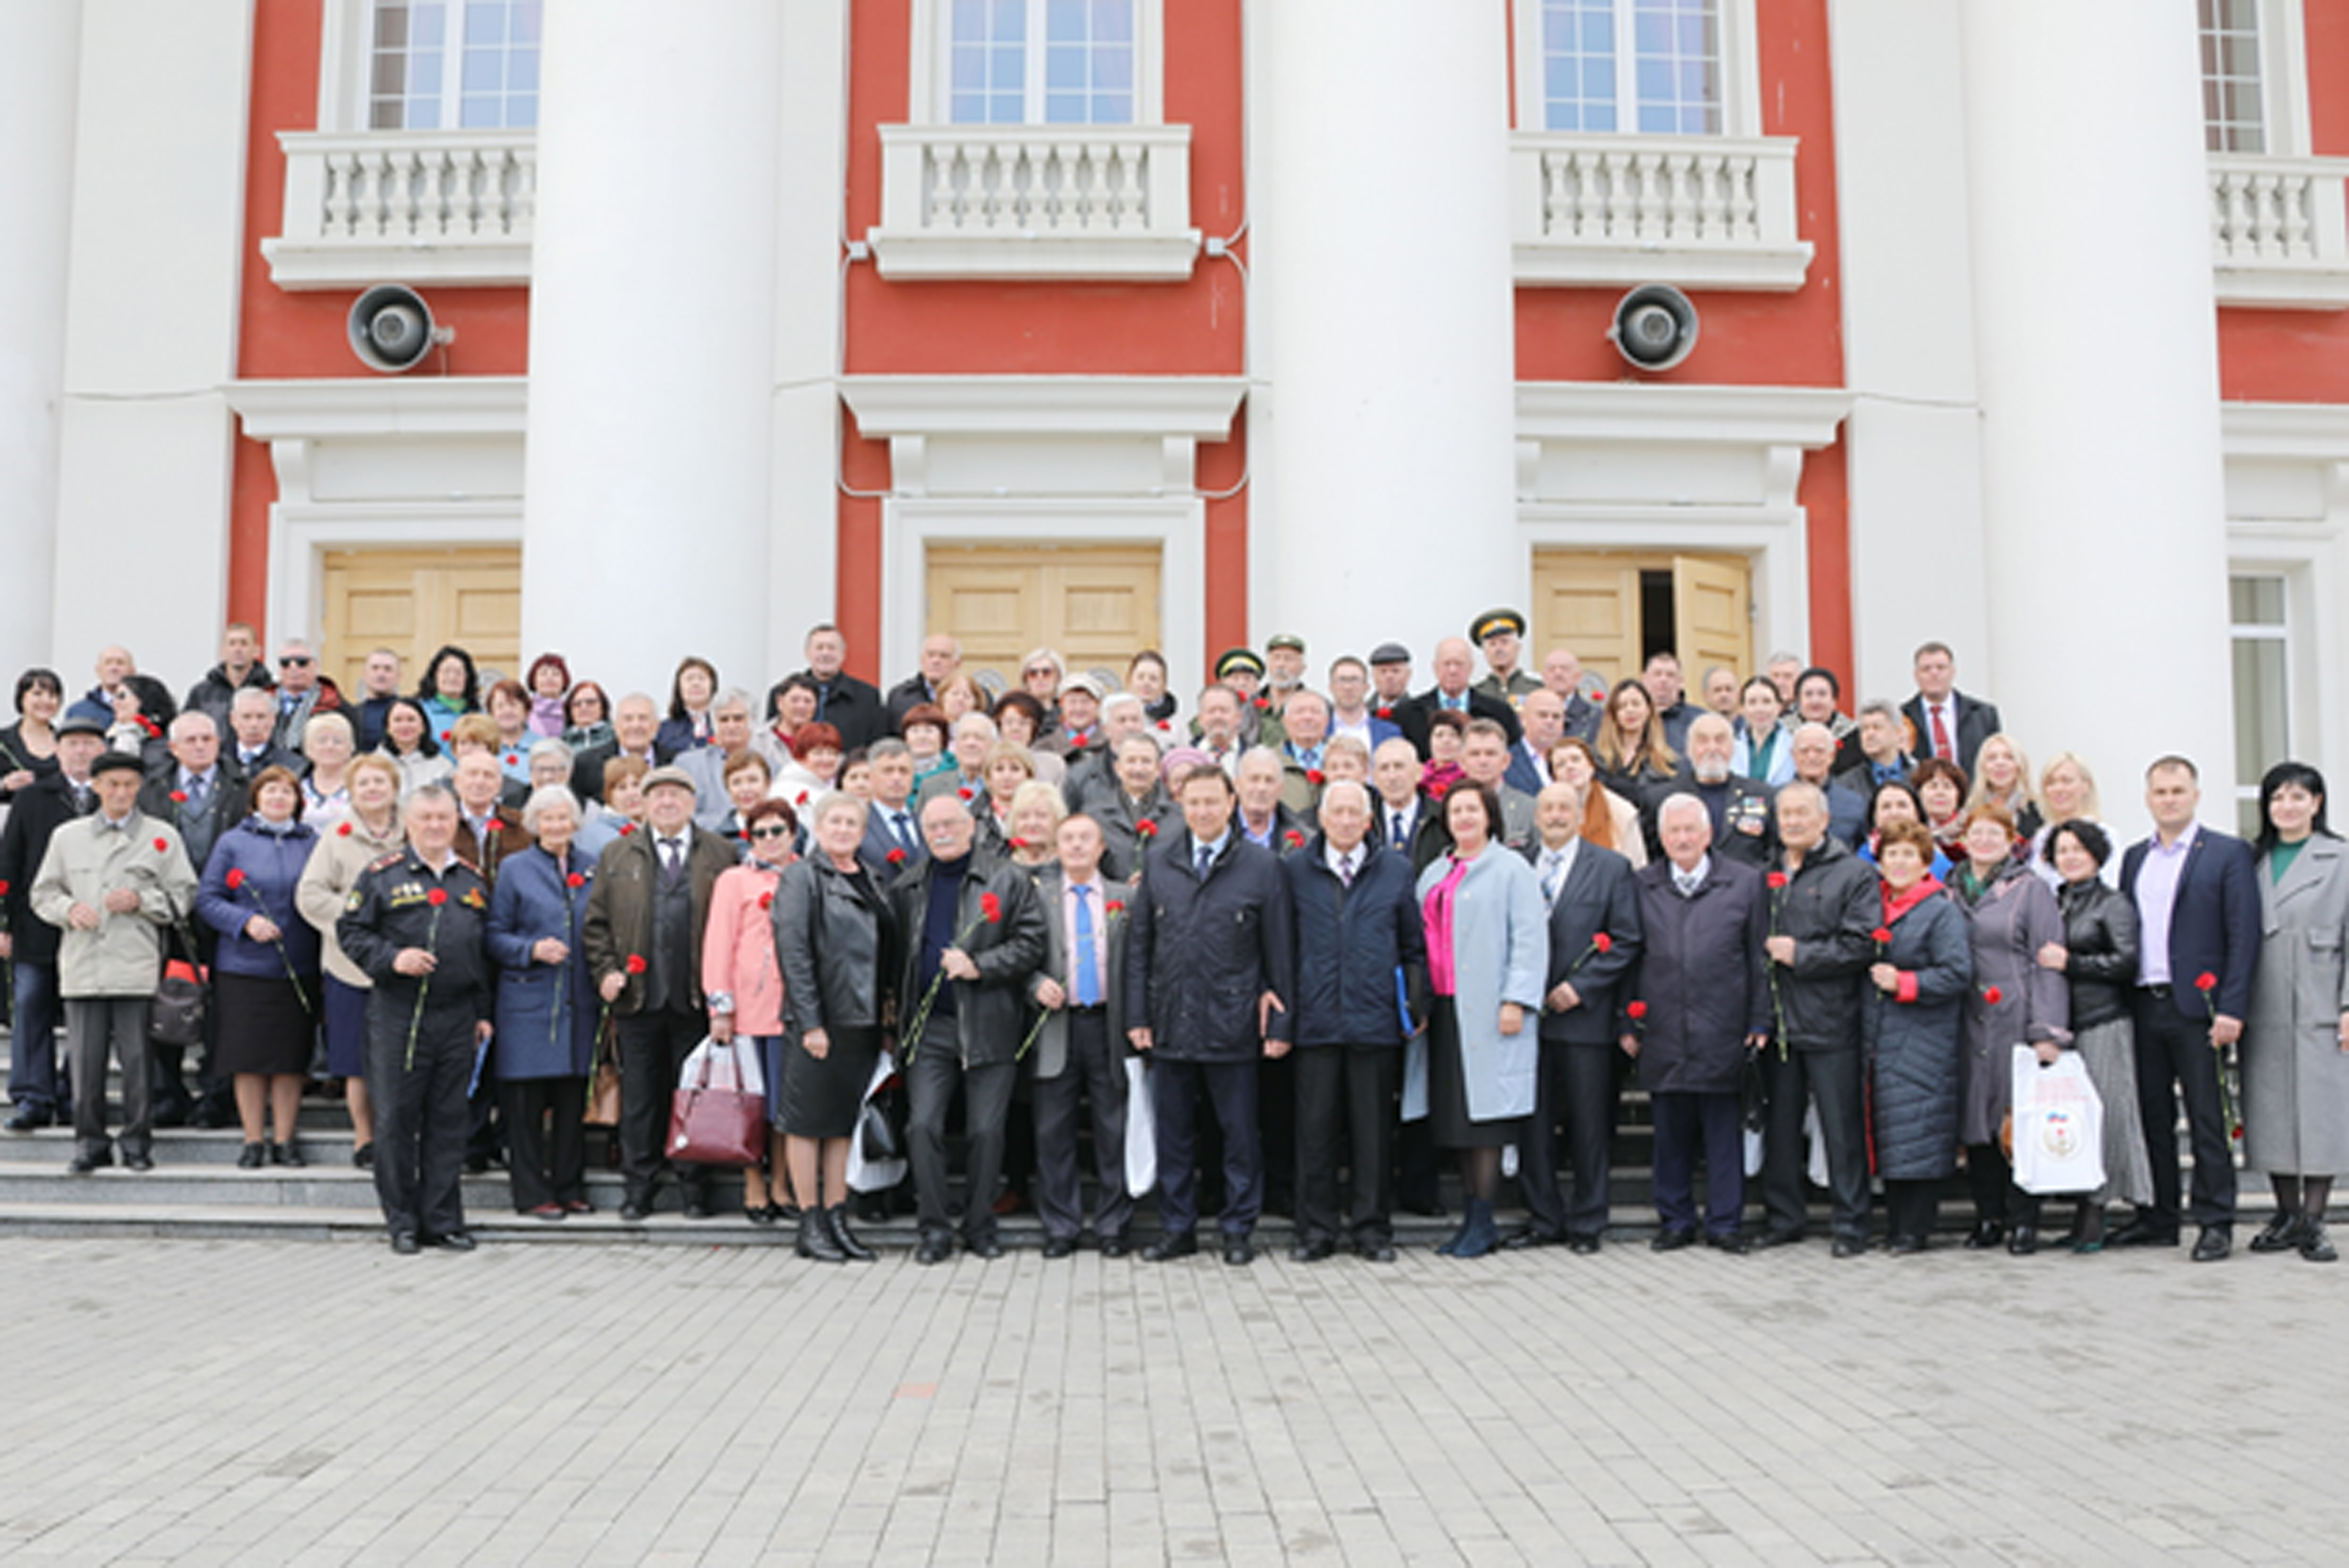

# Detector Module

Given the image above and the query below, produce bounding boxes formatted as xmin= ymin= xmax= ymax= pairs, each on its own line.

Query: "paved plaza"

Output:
xmin=0 ymin=1233 xmax=2339 ymax=1566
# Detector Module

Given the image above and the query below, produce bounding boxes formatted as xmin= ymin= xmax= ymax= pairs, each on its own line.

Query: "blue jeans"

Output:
xmin=7 ymin=963 xmax=66 ymax=1117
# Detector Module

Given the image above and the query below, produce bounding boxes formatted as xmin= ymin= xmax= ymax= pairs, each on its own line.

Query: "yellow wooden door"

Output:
xmin=1532 ymin=548 xmax=1753 ymax=690
xmin=319 ymin=547 xmax=524 ymax=695
xmin=1672 ymin=554 xmax=1752 ymax=679
xmin=926 ymin=544 xmax=1162 ymax=692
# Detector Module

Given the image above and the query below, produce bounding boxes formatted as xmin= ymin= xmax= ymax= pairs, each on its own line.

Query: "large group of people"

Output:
xmin=2 ymin=614 xmax=2344 ymax=1269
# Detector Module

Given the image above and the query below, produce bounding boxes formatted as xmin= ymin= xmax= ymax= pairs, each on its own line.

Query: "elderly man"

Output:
xmin=1278 ymin=689 xmax=1332 ymax=816
xmin=582 ymin=764 xmax=738 ymax=1221
xmin=271 ymin=637 xmax=343 ymax=753
xmin=335 ymin=784 xmax=495 ymax=1252
xmin=66 ymin=645 xmax=138 ymax=726
xmin=1068 ymin=732 xmax=1173 ymax=882
xmin=886 ymin=633 xmax=961 ymax=733
xmin=1627 ymin=792 xmax=1770 ymax=1250
xmin=1504 ymin=688 xmax=1569 ymax=796
xmin=570 ymin=693 xmax=666 ymax=804
xmin=1234 ymin=747 xmax=1306 ymax=855
xmin=1193 ymin=686 xmax=1248 ymax=780
xmin=1541 ymin=648 xmax=1603 ymax=743
xmin=917 ymin=712 xmax=997 ymax=809
xmin=352 ymin=648 xmax=404 ymax=753
xmin=1024 ymin=812 xmax=1137 ymax=1257
xmin=1282 ymin=779 xmax=1425 ymax=1262
xmin=1128 ymin=764 xmax=1295 ymax=1265
xmin=1755 ymin=782 xmax=1879 ymax=1256
xmin=1901 ymin=640 xmax=2003 ymax=774
xmin=1789 ymin=721 xmax=1867 ymax=847
xmin=1471 ymin=609 xmax=1541 ymax=705
xmin=1765 ymin=651 xmax=1805 ymax=707
xmin=139 ymin=711 xmax=243 ymax=1127
xmin=1061 ymin=688 xmax=1145 ymax=800
xmin=1665 ymin=713 xmax=1777 ymax=869
xmin=1050 ymin=674 xmax=1106 ymax=757
xmin=1262 ymin=633 xmax=1308 ymax=717
xmin=1398 ymin=637 xmax=1521 ymax=757
xmin=184 ymin=623 xmax=272 ymax=731
xmin=0 ymin=716 xmax=108 ymax=1131
xmin=677 ymin=689 xmax=760 ymax=829
xmin=30 ymin=749 xmax=198 ymax=1174
xmin=893 ymin=792 xmax=1046 ymax=1264
xmin=1371 ymin=737 xmax=1442 ymax=873
xmin=226 ymin=687 xmax=299 ymax=780
xmin=1366 ymin=642 xmax=1414 ymax=725
xmin=1506 ymin=780 xmax=1642 ymax=1253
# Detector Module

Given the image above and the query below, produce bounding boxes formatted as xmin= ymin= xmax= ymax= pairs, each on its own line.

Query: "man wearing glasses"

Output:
xmin=271 ymin=637 xmax=345 ymax=754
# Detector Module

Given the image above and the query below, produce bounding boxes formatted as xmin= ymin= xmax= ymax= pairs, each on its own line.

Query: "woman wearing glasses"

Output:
xmin=703 ymin=797 xmax=803 ymax=1225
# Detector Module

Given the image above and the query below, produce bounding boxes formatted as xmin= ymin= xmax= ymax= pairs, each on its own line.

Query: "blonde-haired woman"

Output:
xmin=2029 ymin=751 xmax=2117 ymax=890
xmin=296 ymin=753 xmax=406 ymax=1168
xmin=1965 ymin=734 xmax=2043 ymax=844
xmin=1006 ymin=779 xmax=1066 ymax=871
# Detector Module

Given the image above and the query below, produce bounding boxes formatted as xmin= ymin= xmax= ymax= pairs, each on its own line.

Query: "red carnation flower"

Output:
xmin=625 ymin=953 xmax=647 ymax=975
xmin=137 ymin=716 xmax=160 ymax=738
xmin=1626 ymin=1000 xmax=1649 ymax=1020
xmin=958 ymin=786 xmax=974 ymax=802
xmin=1593 ymin=932 xmax=1614 ymax=954
xmin=886 ymin=847 xmax=907 ymax=865
xmin=0 ymin=880 xmax=11 ymax=896
xmin=1767 ymin=872 xmax=1788 ymax=889
xmin=1374 ymin=706 xmax=1393 ymax=721
xmin=1284 ymin=830 xmax=1304 ymax=849
xmin=1008 ymin=837 xmax=1028 ymax=851
xmin=617 ymin=822 xmax=636 ymax=835
xmin=2195 ymin=971 xmax=2217 ymax=993
xmin=427 ymin=888 xmax=448 ymax=906
xmin=1305 ymin=769 xmax=1325 ymax=786
xmin=1253 ymin=696 xmax=1269 ymax=710
xmin=795 ymin=790 xmax=810 ymax=806
xmin=439 ymin=731 xmax=452 ymax=744
xmin=169 ymin=790 xmax=187 ymax=805
xmin=337 ymin=821 xmax=353 ymax=837
xmin=152 ymin=837 xmax=170 ymax=853
xmin=739 ymin=831 xmax=752 ymax=843
xmin=225 ymin=868 xmax=246 ymax=890
xmin=1136 ymin=819 xmax=1158 ymax=837
xmin=1872 ymin=926 xmax=1892 ymax=944
xmin=1984 ymin=986 xmax=2003 ymax=1006
xmin=1156 ymin=719 xmax=1172 ymax=732
xmin=758 ymin=890 xmax=774 ymax=910
xmin=1106 ymin=900 xmax=1125 ymax=917
xmin=980 ymin=892 xmax=1003 ymax=923
xmin=566 ymin=872 xmax=585 ymax=889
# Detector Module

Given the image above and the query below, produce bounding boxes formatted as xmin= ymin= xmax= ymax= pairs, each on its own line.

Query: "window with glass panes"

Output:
xmin=1540 ymin=0 xmax=1720 ymax=135
xmin=2230 ymin=575 xmax=2290 ymax=835
xmin=2199 ymin=0 xmax=2264 ymax=152
xmin=369 ymin=0 xmax=542 ymax=131
xmin=947 ymin=0 xmax=1136 ymax=125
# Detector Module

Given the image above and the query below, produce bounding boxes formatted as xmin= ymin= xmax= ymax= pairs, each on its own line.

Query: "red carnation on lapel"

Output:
xmin=980 ymin=892 xmax=1003 ymax=923
xmin=1374 ymin=707 xmax=1393 ymax=721
xmin=1008 ymin=837 xmax=1028 ymax=851
xmin=1156 ymin=719 xmax=1172 ymax=731
xmin=958 ymin=786 xmax=974 ymax=802
xmin=1766 ymin=872 xmax=1788 ymax=889
xmin=625 ymin=953 xmax=646 ymax=975
xmin=796 ymin=790 xmax=809 ymax=806
xmin=1872 ymin=926 xmax=1892 ymax=944
xmin=0 ymin=880 xmax=11 ymax=896
xmin=169 ymin=790 xmax=186 ymax=805
xmin=1593 ymin=932 xmax=1613 ymax=954
xmin=440 ymin=731 xmax=452 ymax=745
xmin=617 ymin=821 xmax=636 ymax=835
xmin=566 ymin=872 xmax=585 ymax=888
xmin=137 ymin=716 xmax=160 ymax=738
xmin=1983 ymin=986 xmax=2002 ymax=1005
xmin=1305 ymin=770 xmax=1325 ymax=787
xmin=1253 ymin=696 xmax=1269 ymax=710
xmin=152 ymin=837 xmax=169 ymax=853
xmin=1136 ymin=819 xmax=1158 ymax=837
xmin=225 ymin=869 xmax=246 ymax=890
xmin=1284 ymin=830 xmax=1304 ymax=849
xmin=427 ymin=888 xmax=448 ymax=907
xmin=1626 ymin=1000 xmax=1649 ymax=1020
xmin=1106 ymin=900 xmax=1125 ymax=918
xmin=505 ymin=754 xmax=518 ymax=768
xmin=337 ymin=821 xmax=353 ymax=837
xmin=886 ymin=847 xmax=907 ymax=865
xmin=759 ymin=890 xmax=774 ymax=910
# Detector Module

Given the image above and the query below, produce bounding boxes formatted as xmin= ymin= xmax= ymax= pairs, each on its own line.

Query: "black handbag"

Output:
xmin=148 ymin=892 xmax=208 ymax=1048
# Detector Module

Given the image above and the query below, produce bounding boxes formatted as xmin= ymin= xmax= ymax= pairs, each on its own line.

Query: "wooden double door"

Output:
xmin=1531 ymin=550 xmax=1752 ymax=693
xmin=319 ymin=547 xmax=522 ymax=694
xmin=926 ymin=543 xmax=1162 ymax=692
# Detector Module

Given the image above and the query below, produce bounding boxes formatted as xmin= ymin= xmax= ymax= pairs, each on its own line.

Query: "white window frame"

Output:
xmin=316 ymin=0 xmax=542 ymax=133
xmin=2227 ymin=572 xmax=2293 ymax=828
xmin=1512 ymin=0 xmax=1761 ymax=137
xmin=910 ymin=0 xmax=1166 ymax=127
xmin=2199 ymin=0 xmax=2315 ymax=156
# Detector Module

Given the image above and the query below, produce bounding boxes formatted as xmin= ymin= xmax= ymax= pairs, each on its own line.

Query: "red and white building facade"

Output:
xmin=5 ymin=0 xmax=2348 ymax=829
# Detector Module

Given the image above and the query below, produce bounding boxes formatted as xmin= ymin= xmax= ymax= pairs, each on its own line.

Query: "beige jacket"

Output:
xmin=296 ymin=813 xmax=405 ymax=989
xmin=30 ymin=812 xmax=199 ymax=998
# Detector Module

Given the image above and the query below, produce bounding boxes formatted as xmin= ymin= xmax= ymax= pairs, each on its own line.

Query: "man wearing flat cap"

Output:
xmin=1471 ymin=609 xmax=1542 ymax=707
xmin=1262 ymin=633 xmax=1308 ymax=726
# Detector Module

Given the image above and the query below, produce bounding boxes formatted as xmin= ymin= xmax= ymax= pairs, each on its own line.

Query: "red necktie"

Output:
xmin=1931 ymin=704 xmax=1953 ymax=761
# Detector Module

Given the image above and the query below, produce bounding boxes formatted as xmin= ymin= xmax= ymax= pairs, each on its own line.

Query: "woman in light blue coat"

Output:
xmin=1415 ymin=780 xmax=1547 ymax=1258
xmin=485 ymin=786 xmax=601 ymax=1218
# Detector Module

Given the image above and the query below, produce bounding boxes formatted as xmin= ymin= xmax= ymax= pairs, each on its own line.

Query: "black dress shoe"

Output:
xmin=2191 ymin=1225 xmax=2232 ymax=1262
xmin=915 ymin=1233 xmax=954 ymax=1266
xmin=1357 ymin=1240 xmax=1398 ymax=1263
xmin=1222 ymin=1238 xmax=1254 ymax=1266
xmin=2106 ymin=1217 xmax=2179 ymax=1248
xmin=123 ymin=1152 xmax=152 ymax=1173
xmin=1752 ymin=1228 xmax=1806 ymax=1250
xmin=5 ymin=1105 xmax=46 ymax=1133
xmin=1887 ymin=1234 xmax=1927 ymax=1255
xmin=1289 ymin=1236 xmax=1337 ymax=1263
xmin=2006 ymin=1226 xmax=2038 ymax=1256
xmin=66 ymin=1151 xmax=110 ymax=1176
xmin=1500 ymin=1227 xmax=1563 ymax=1250
xmin=390 ymin=1232 xmax=421 ymax=1255
xmin=1143 ymin=1232 xmax=1197 ymax=1262
xmin=1650 ymin=1228 xmax=1697 ymax=1253
xmin=1703 ymin=1231 xmax=1751 ymax=1254
xmin=1042 ymin=1236 xmax=1077 ymax=1260
xmin=968 ymin=1236 xmax=1006 ymax=1261
xmin=2249 ymin=1213 xmax=2305 ymax=1253
xmin=1098 ymin=1231 xmax=1132 ymax=1258
xmin=271 ymin=1141 xmax=304 ymax=1168
xmin=430 ymin=1231 xmax=478 ymax=1252
xmin=619 ymin=1201 xmax=650 ymax=1223
xmin=1567 ymin=1233 xmax=1601 ymax=1256
xmin=1962 ymin=1221 xmax=2005 ymax=1250
xmin=2300 ymin=1220 xmax=2338 ymax=1263
xmin=1831 ymin=1235 xmax=1867 ymax=1259
xmin=237 ymin=1141 xmax=266 ymax=1170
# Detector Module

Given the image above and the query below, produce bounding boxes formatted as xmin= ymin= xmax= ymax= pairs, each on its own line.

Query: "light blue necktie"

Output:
xmin=1072 ymin=885 xmax=1101 ymax=1007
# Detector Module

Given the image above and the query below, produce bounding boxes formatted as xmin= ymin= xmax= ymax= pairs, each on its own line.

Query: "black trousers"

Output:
xmin=1153 ymin=1057 xmax=1262 ymax=1239
xmin=467 ymin=1042 xmax=505 ymax=1165
xmin=1258 ymin=1050 xmax=1295 ymax=1214
xmin=908 ymin=1046 xmax=1017 ymax=1244
xmin=1520 ymin=1039 xmax=1620 ymax=1240
xmin=617 ymin=1006 xmax=710 ymax=1207
xmin=1964 ymin=1143 xmax=2045 ymax=1230
xmin=1293 ymin=1044 xmax=1400 ymax=1246
xmin=1651 ymin=1089 xmax=1744 ymax=1237
xmin=1761 ymin=1044 xmax=1870 ymax=1240
xmin=2134 ymin=992 xmax=2238 ymax=1231
xmin=1883 ymin=1178 xmax=1942 ymax=1242
xmin=1032 ymin=1009 xmax=1133 ymax=1243
xmin=368 ymin=1007 xmax=473 ymax=1240
xmin=503 ymin=1075 xmax=587 ymax=1211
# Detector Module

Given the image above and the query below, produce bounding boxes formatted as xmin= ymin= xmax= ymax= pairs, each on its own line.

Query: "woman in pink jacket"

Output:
xmin=703 ymin=796 xmax=800 ymax=1223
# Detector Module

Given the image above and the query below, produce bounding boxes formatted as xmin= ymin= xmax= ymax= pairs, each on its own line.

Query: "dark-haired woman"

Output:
xmin=659 ymin=656 xmax=720 ymax=754
xmin=2243 ymin=762 xmax=2349 ymax=1262
xmin=1911 ymin=758 xmax=1971 ymax=867
xmin=416 ymin=644 xmax=479 ymax=739
xmin=1864 ymin=818 xmax=1970 ymax=1252
xmin=196 ymin=767 xmax=322 ymax=1168
xmin=0 ymin=668 xmax=64 ymax=804
xmin=2035 ymin=817 xmax=2152 ymax=1251
xmin=524 ymin=653 xmax=572 ymax=739
xmin=376 ymin=697 xmax=453 ymax=799
xmin=1862 ymin=779 xmax=1952 ymax=882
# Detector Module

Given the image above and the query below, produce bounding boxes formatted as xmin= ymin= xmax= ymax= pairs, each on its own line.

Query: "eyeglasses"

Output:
xmin=279 ymin=655 xmax=314 ymax=667
xmin=749 ymin=823 xmax=793 ymax=839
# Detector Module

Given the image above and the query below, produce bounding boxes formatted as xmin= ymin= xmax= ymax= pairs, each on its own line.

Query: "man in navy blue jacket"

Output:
xmin=2114 ymin=756 xmax=2262 ymax=1260
xmin=1281 ymin=780 xmax=1425 ymax=1263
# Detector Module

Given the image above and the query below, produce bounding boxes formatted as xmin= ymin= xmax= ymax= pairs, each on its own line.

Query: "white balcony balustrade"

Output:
xmin=867 ymin=123 xmax=1200 ymax=280
xmin=263 ymin=130 xmax=536 ymax=290
xmin=1512 ymin=132 xmax=1811 ymax=290
xmin=2210 ymin=154 xmax=2349 ymax=309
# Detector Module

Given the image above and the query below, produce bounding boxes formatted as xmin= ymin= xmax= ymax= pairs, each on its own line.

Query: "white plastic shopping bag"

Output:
xmin=1124 ymin=1057 xmax=1158 ymax=1197
xmin=2010 ymin=1044 xmax=2104 ymax=1195
xmin=845 ymin=1048 xmax=906 ymax=1194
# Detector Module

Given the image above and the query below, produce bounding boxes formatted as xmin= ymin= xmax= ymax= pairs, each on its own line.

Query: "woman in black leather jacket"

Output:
xmin=2035 ymin=819 xmax=2153 ymax=1251
xmin=772 ymin=792 xmax=898 ymax=1262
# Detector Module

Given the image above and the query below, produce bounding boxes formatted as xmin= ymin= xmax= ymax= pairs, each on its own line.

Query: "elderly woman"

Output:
xmin=2035 ymin=818 xmax=2153 ymax=1251
xmin=770 ymin=722 xmax=840 ymax=808
xmin=484 ymin=786 xmax=601 ymax=1219
xmin=1864 ymin=818 xmax=1972 ymax=1252
xmin=296 ymin=754 xmax=403 ymax=1168
xmin=298 ymin=711 xmax=356 ymax=825
xmin=561 ymin=680 xmax=613 ymax=754
xmin=1966 ymin=735 xmax=2042 ymax=843
xmin=524 ymin=653 xmax=572 ymax=739
xmin=975 ymin=739 xmax=1037 ymax=853
xmin=525 ymin=737 xmax=575 ymax=803
xmin=575 ymin=756 xmax=649 ymax=859
xmin=937 ymin=674 xmax=989 ymax=726
xmin=1018 ymin=648 xmax=1066 ymax=733
xmin=1949 ymin=800 xmax=2069 ymax=1254
xmin=1419 ymin=710 xmax=1469 ymax=804
xmin=1128 ymin=649 xmax=1177 ymax=729
xmin=1793 ymin=666 xmax=1856 ymax=745
xmin=993 ymin=692 xmax=1066 ymax=786
xmin=197 ymin=766 xmax=322 ymax=1169
xmin=901 ymin=703 xmax=952 ymax=786
xmin=1415 ymin=780 xmax=1547 ymax=1258
xmin=377 ymin=697 xmax=454 ymax=799
xmin=703 ymin=796 xmax=800 ymax=1225
xmin=713 ymin=750 xmax=775 ymax=846
xmin=1546 ymin=736 xmax=1646 ymax=868
xmin=1006 ymin=779 xmax=1067 ymax=871
xmin=773 ymin=792 xmax=898 ymax=1263
xmin=2242 ymin=764 xmax=2349 ymax=1263
xmin=2028 ymin=753 xmax=2116 ymax=890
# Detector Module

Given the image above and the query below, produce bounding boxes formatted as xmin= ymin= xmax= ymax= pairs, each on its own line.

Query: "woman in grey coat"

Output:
xmin=1862 ymin=820 xmax=1972 ymax=1252
xmin=2242 ymin=763 xmax=2349 ymax=1263
xmin=1949 ymin=802 xmax=2069 ymax=1254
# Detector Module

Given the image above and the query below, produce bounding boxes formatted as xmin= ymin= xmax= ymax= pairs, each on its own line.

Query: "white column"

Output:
xmin=1250 ymin=1 xmax=1520 ymax=668
xmin=522 ymin=1 xmax=784 ymax=701
xmin=0 ymin=1 xmax=81 ymax=682
xmin=1961 ymin=0 xmax=2234 ymax=828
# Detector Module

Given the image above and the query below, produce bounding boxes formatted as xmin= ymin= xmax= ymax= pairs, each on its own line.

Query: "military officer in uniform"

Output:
xmin=1471 ymin=609 xmax=1543 ymax=708
xmin=337 ymin=783 xmax=495 ymax=1254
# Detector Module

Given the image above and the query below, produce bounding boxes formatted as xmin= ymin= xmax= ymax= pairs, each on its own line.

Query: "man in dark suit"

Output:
xmin=1026 ymin=813 xmax=1137 ymax=1257
xmin=1460 ymin=719 xmax=1537 ymax=849
xmin=570 ymin=693 xmax=668 ymax=805
xmin=1833 ymin=699 xmax=1916 ymax=794
xmin=1900 ymin=641 xmax=2002 ymax=776
xmin=884 ymin=633 xmax=962 ymax=734
xmin=2114 ymin=755 xmax=2262 ymax=1260
xmin=1394 ymin=637 xmax=1521 ymax=756
xmin=1370 ymin=739 xmax=1447 ymax=875
xmin=1790 ymin=722 xmax=1868 ymax=849
xmin=775 ymin=623 xmax=888 ymax=754
xmin=858 ymin=739 xmax=928 ymax=878
xmin=1644 ymin=651 xmax=1699 ymax=756
xmin=1126 ymin=765 xmax=1296 ymax=1266
xmin=1506 ymin=782 xmax=1642 ymax=1252
xmin=1066 ymin=733 xmax=1172 ymax=882
xmin=1504 ymin=688 xmax=1569 ymax=796
xmin=139 ymin=711 xmax=245 ymax=1127
xmin=0 ymin=716 xmax=105 ymax=1130
xmin=224 ymin=688 xmax=302 ymax=781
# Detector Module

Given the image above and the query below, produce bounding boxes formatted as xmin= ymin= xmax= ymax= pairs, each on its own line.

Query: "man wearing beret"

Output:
xmin=1471 ymin=610 xmax=1543 ymax=707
